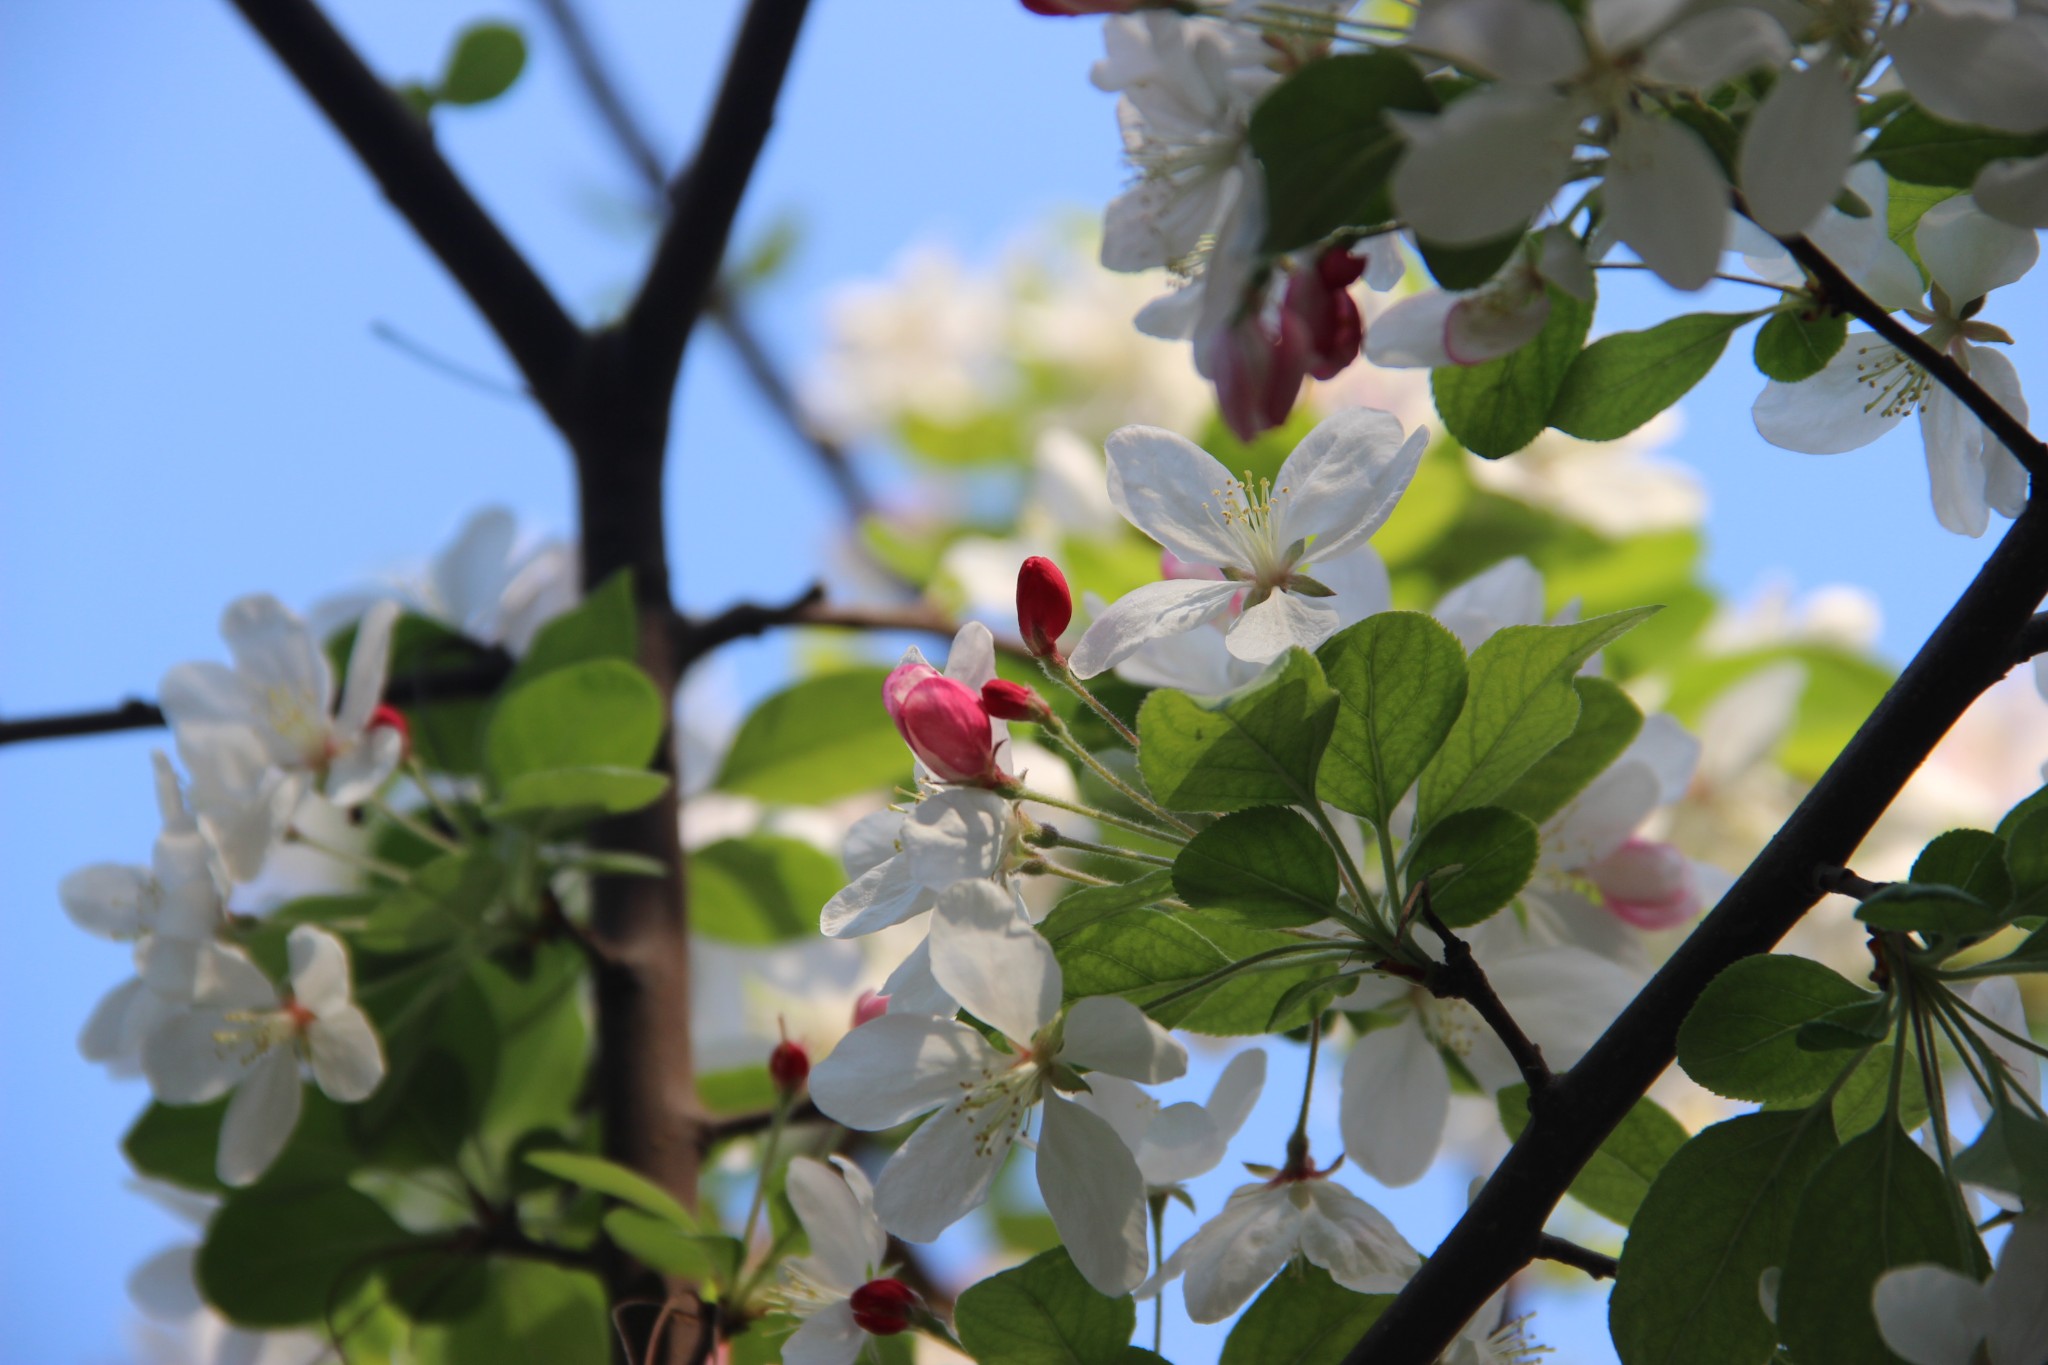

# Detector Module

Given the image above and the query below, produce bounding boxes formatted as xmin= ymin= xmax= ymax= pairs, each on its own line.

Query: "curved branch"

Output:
xmin=1780 ymin=231 xmax=2048 ymax=482
xmin=2014 ymin=611 xmax=2048 ymax=666
xmin=675 ymin=587 xmax=1027 ymax=667
xmin=225 ymin=0 xmax=585 ymax=430
xmin=1346 ymin=499 xmax=2048 ymax=1363
xmin=1534 ymin=1234 xmax=1617 ymax=1281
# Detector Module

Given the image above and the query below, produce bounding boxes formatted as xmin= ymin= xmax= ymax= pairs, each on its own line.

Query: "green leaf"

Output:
xmin=1405 ymin=805 xmax=1539 ymax=928
xmin=1995 ymin=783 xmax=2048 ymax=841
xmin=376 ymin=614 xmax=505 ymax=775
xmin=1887 ymin=180 xmax=1960 ymax=278
xmin=509 ymin=571 xmax=634 ymax=686
xmin=1911 ymin=828 xmax=2013 ymax=909
xmin=490 ymin=766 xmax=669 ymax=822
xmin=1494 ymin=676 xmax=1643 ymax=825
xmin=1951 ymin=1101 xmax=2048 ymax=1204
xmin=198 ymin=1185 xmax=412 ymax=1327
xmin=1248 ymin=52 xmax=1436 ymax=252
xmin=356 ymin=848 xmax=502 ymax=951
xmin=1830 ymin=1043 xmax=1931 ymax=1141
xmin=602 ymin=1209 xmax=738 ymax=1283
xmin=1854 ymin=883 xmax=2004 ymax=937
xmin=715 ymin=667 xmax=908 ymax=803
xmin=525 ymin=1150 xmax=696 ymax=1228
xmin=1753 ymin=310 xmax=1849 ymax=383
xmin=1415 ymin=609 xmax=1655 ymax=833
xmin=2004 ymin=805 xmax=2048 ymax=901
xmin=1676 ymin=955 xmax=1874 ymax=1104
xmin=1499 ymin=1084 xmax=1687 ymax=1227
xmin=1415 ymin=231 xmax=1523 ymax=291
xmin=1549 ymin=312 xmax=1757 ymax=442
xmin=125 ymin=1098 xmax=230 ymax=1194
xmin=1315 ymin=611 xmax=1468 ymax=824
xmin=407 ymin=1260 xmax=609 ymax=1365
xmin=1869 ymin=106 xmax=2048 ymax=188
xmin=1040 ymin=871 xmax=1178 ymax=944
xmin=485 ymin=659 xmax=664 ymax=787
xmin=1221 ymin=1265 xmax=1389 ymax=1365
xmin=954 ymin=1246 xmax=1136 ymax=1365
xmin=1055 ymin=907 xmax=1344 ymax=1034
xmin=688 ymin=834 xmax=845 ymax=944
xmin=1138 ymin=649 xmax=1337 ymax=813
xmin=1609 ymin=1110 xmax=1838 ymax=1365
xmin=1172 ymin=807 xmax=1340 ymax=928
xmin=1777 ymin=1121 xmax=1983 ymax=1365
xmin=1431 ymin=282 xmax=1594 ymax=458
xmin=437 ymin=22 xmax=527 ymax=107
xmin=1795 ymin=996 xmax=1894 ymax=1052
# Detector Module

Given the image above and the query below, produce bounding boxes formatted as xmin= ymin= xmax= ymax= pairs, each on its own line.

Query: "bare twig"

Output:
xmin=530 ymin=0 xmax=668 ymax=191
xmin=1815 ymin=864 xmax=1889 ymax=901
xmin=674 ymin=585 xmax=1020 ymax=666
xmin=1418 ymin=894 xmax=1552 ymax=1099
xmin=1533 ymin=1234 xmax=1617 ymax=1281
xmin=2015 ymin=611 xmax=2048 ymax=666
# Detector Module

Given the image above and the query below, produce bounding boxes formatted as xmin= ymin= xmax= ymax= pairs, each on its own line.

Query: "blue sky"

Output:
xmin=3 ymin=4 xmax=2043 ymax=1362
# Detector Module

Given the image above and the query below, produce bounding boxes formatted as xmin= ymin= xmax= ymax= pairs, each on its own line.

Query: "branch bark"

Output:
xmin=1420 ymin=897 xmax=1552 ymax=1100
xmin=1346 ymin=497 xmax=2048 ymax=1363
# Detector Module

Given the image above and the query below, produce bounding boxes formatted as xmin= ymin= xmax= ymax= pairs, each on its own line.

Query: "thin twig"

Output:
xmin=1815 ymin=864 xmax=1889 ymax=901
xmin=2014 ymin=611 xmax=2048 ymax=666
xmin=1533 ymin=1233 xmax=1618 ymax=1281
xmin=1417 ymin=892 xmax=1552 ymax=1099
xmin=674 ymin=586 xmax=1027 ymax=665
xmin=529 ymin=0 xmax=668 ymax=191
xmin=697 ymin=1099 xmax=822 ymax=1149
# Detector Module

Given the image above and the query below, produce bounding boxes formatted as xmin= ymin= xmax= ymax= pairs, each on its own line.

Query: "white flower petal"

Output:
xmin=1365 ymin=290 xmax=1459 ymax=369
xmin=1480 ymin=946 xmax=1643 ymax=1080
xmin=1969 ymin=346 xmax=2031 ymax=519
xmin=128 ymin=1244 xmax=204 ymax=1320
xmin=1622 ymin=714 xmax=1702 ymax=805
xmin=1987 ymin=1212 xmax=2048 ymax=1364
xmin=786 ymin=1157 xmax=884 ymax=1293
xmin=1444 ymin=288 xmax=1553 ymax=366
xmin=1753 ymin=333 xmax=1912 ymax=454
xmin=1407 ymin=0 xmax=1586 ymax=82
xmin=929 ymin=881 xmax=1061 ymax=1044
xmin=159 ymin=663 xmax=258 ymax=731
xmin=781 ymin=1300 xmax=866 ymax=1365
xmin=1137 ymin=1101 xmax=1226 ymax=1186
xmin=1275 ymin=410 xmax=1429 ymax=562
xmin=1205 ymin=1048 xmax=1267 ymax=1142
xmin=1922 ymin=387 xmax=1994 ymax=537
xmin=1640 ymin=9 xmax=1791 ymax=87
xmin=1070 ymin=578 xmax=1240 ymax=679
xmin=1975 ymin=152 xmax=2048 ymax=228
xmin=1170 ymin=1184 xmax=1303 ymax=1323
xmin=60 ymin=864 xmax=155 ymax=939
xmin=335 ymin=599 xmax=399 ymax=737
xmin=1339 ymin=1013 xmax=1449 ymax=1186
xmin=1606 ymin=111 xmax=1729 ymax=291
xmin=218 ymin=1050 xmax=304 ymax=1187
xmin=1739 ymin=63 xmax=1859 ymax=237
xmin=1588 ymin=0 xmax=1687 ymax=53
xmin=1038 ymin=1094 xmax=1150 ymax=1294
xmin=220 ymin=594 xmax=331 ymax=721
xmin=878 ymin=934 xmax=958 ymax=1017
xmin=1697 ymin=662 xmax=1805 ymax=787
xmin=842 ymin=810 xmax=905 ymax=880
xmin=821 ymin=855 xmax=932 ymax=939
xmin=1297 ymin=1180 xmax=1420 ymax=1292
xmin=325 ymin=726 xmax=402 ymax=808
xmin=1873 ymin=1264 xmax=1990 ymax=1365
xmin=1967 ymin=978 xmax=2039 ymax=1121
xmin=874 ymin=1093 xmax=1023 ymax=1240
xmin=900 ymin=789 xmax=1010 ymax=888
xmin=144 ymin=1011 xmax=247 ymax=1105
xmin=1918 ymin=196 xmax=2041 ymax=303
xmin=1435 ymin=556 xmax=1545 ymax=649
xmin=1886 ymin=11 xmax=2048 ymax=134
xmin=809 ymin=1014 xmax=1000 ymax=1131
xmin=286 ymin=926 xmax=353 ymax=1015
xmin=1103 ymin=425 xmax=1248 ymax=568
xmin=1060 ymin=995 xmax=1187 ymax=1083
xmin=1225 ymin=591 xmax=1341 ymax=663
xmin=1315 ymin=548 xmax=1394 ymax=630
xmin=307 ymin=1005 xmax=385 ymax=1102
xmin=1391 ymin=88 xmax=1580 ymax=246
xmin=80 ymin=977 xmax=158 ymax=1072
xmin=1072 ymin=1074 xmax=1159 ymax=1155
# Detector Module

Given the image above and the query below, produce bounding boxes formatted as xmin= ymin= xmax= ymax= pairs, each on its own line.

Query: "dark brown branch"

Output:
xmin=1419 ymin=896 xmax=1551 ymax=1099
xmin=1815 ymin=864 xmax=1889 ymax=901
xmin=2015 ymin=611 xmax=2048 ymax=666
xmin=1347 ymin=499 xmax=2048 ymax=1363
xmin=675 ymin=585 xmax=1017 ymax=666
xmin=1782 ymin=231 xmax=2048 ymax=483
xmin=530 ymin=0 xmax=668 ymax=192
xmin=612 ymin=0 xmax=812 ymax=409
xmin=225 ymin=0 xmax=585 ymax=430
xmin=1533 ymin=1234 xmax=1617 ymax=1281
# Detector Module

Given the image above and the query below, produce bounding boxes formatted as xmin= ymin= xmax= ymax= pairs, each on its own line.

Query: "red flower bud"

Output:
xmin=1286 ymin=246 xmax=1365 ymax=382
xmin=981 ymin=679 xmax=1052 ymax=723
xmin=768 ymin=1039 xmax=810 ymax=1094
xmin=1201 ymin=305 xmax=1309 ymax=442
xmin=849 ymin=1278 xmax=921 ymax=1335
xmin=367 ymin=703 xmax=411 ymax=757
xmin=1017 ymin=556 xmax=1074 ymax=663
xmin=896 ymin=675 xmax=1005 ymax=786
xmin=882 ymin=657 xmax=941 ymax=739
xmin=852 ymin=990 xmax=889 ymax=1028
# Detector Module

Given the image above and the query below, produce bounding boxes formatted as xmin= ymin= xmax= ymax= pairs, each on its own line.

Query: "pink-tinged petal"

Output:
xmin=1339 ymin=1013 xmax=1448 ymax=1186
xmin=60 ymin=863 xmax=155 ymax=940
xmin=781 ymin=1300 xmax=866 ymax=1365
xmin=1364 ymin=291 xmax=1459 ymax=369
xmin=1886 ymin=11 xmax=2048 ymax=134
xmin=1390 ymin=88 xmax=1579 ymax=246
xmin=1103 ymin=425 xmax=1247 ymax=568
xmin=218 ymin=1050 xmax=304 ymax=1187
xmin=1740 ymin=62 xmax=1858 ymax=237
xmin=1297 ymin=1180 xmax=1420 ymax=1292
xmin=809 ymin=1014 xmax=1001 ymax=1131
xmin=1640 ymin=9 xmax=1790 ymax=88
xmin=1921 ymin=388 xmax=1994 ymax=537
xmin=882 ymin=651 xmax=939 ymax=732
xmin=307 ymin=1005 xmax=385 ymax=1102
xmin=220 ymin=594 xmax=331 ymax=718
xmin=1873 ymin=1264 xmax=1989 ymax=1365
xmin=1921 ymin=197 xmax=2042 ymax=305
xmin=335 ymin=599 xmax=399 ymax=737
xmin=1037 ymin=1095 xmax=1150 ymax=1294
xmin=786 ymin=1157 xmax=885 ymax=1293
xmin=1060 ymin=995 xmax=1187 ymax=1083
xmin=1606 ymin=111 xmax=1729 ymax=291
xmin=1589 ymin=839 xmax=1700 ymax=929
xmin=873 ymin=1094 xmax=1023 ymax=1240
xmin=1070 ymin=578 xmax=1240 ymax=679
xmin=1976 ymin=152 xmax=2048 ymax=228
xmin=1987 ymin=1212 xmax=2048 ymax=1364
xmin=1273 ymin=409 xmax=1429 ymax=561
xmin=1753 ymin=333 xmax=1912 ymax=455
xmin=1200 ymin=308 xmax=1310 ymax=443
xmin=929 ymin=881 xmax=1060 ymax=1045
xmin=1225 ymin=591 xmax=1341 ymax=663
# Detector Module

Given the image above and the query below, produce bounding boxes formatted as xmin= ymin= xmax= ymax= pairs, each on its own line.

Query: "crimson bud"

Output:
xmin=367 ymin=703 xmax=411 ymax=758
xmin=981 ymin=679 xmax=1052 ymax=724
xmin=768 ymin=1039 xmax=810 ymax=1095
xmin=849 ymin=1278 xmax=921 ymax=1335
xmin=1016 ymin=556 xmax=1073 ymax=663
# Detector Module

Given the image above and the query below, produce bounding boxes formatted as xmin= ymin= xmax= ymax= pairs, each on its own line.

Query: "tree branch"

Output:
xmin=1533 ymin=1234 xmax=1617 ymax=1281
xmin=1346 ymin=498 xmax=2048 ymax=1363
xmin=1815 ymin=864 xmax=1888 ymax=901
xmin=612 ymin=0 xmax=812 ymax=410
xmin=225 ymin=0 xmax=585 ymax=430
xmin=1781 ymin=231 xmax=2048 ymax=483
xmin=529 ymin=0 xmax=668 ymax=192
xmin=2014 ymin=611 xmax=2048 ymax=666
xmin=1419 ymin=896 xmax=1551 ymax=1099
xmin=674 ymin=585 xmax=1020 ymax=667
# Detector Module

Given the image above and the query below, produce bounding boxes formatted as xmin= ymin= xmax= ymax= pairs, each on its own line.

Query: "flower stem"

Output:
xmin=738 ymin=1096 xmax=790 ymax=1259
xmin=1041 ymin=659 xmax=1140 ymax=749
xmin=1306 ymin=802 xmax=1377 ymax=928
xmin=1041 ymin=712 xmax=1197 ymax=835
xmin=1030 ymin=861 xmax=1117 ymax=888
xmin=374 ymin=795 xmax=463 ymax=855
xmin=406 ymin=756 xmax=477 ymax=838
xmin=1009 ymin=785 xmax=1185 ymax=846
xmin=287 ymin=828 xmax=412 ymax=885
xmin=1284 ymin=1015 xmax=1323 ymax=1176
xmin=1028 ymin=828 xmax=1175 ymax=868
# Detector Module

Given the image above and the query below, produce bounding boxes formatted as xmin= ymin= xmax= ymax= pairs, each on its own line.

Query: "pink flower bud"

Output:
xmin=1285 ymin=247 xmax=1365 ymax=382
xmin=897 ymin=675 xmax=1005 ymax=786
xmin=882 ymin=656 xmax=941 ymax=735
xmin=368 ymin=703 xmax=411 ymax=757
xmin=768 ymin=1039 xmax=810 ymax=1094
xmin=981 ymin=679 xmax=1052 ymax=723
xmin=850 ymin=1278 xmax=922 ymax=1335
xmin=852 ymin=990 xmax=889 ymax=1028
xmin=1201 ymin=305 xmax=1309 ymax=442
xmin=1017 ymin=557 xmax=1073 ymax=662
xmin=1588 ymin=838 xmax=1700 ymax=930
